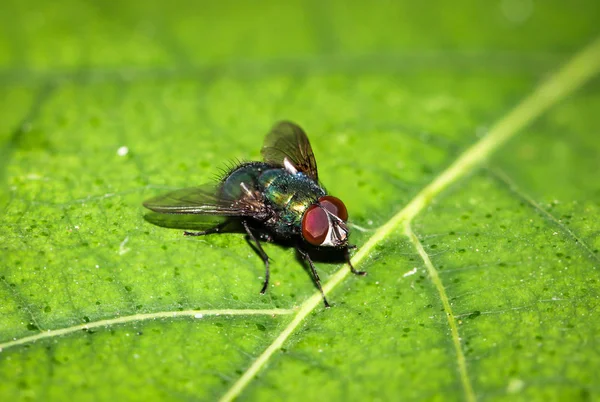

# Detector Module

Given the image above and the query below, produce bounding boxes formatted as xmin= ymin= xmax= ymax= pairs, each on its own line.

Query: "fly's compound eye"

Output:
xmin=318 ymin=195 xmax=348 ymax=221
xmin=302 ymin=204 xmax=330 ymax=246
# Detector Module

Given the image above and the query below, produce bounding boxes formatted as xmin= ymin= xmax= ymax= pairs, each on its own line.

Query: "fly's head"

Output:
xmin=301 ymin=195 xmax=349 ymax=248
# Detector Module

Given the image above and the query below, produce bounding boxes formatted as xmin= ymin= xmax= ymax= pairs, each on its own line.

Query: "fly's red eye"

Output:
xmin=302 ymin=205 xmax=329 ymax=246
xmin=318 ymin=196 xmax=348 ymax=221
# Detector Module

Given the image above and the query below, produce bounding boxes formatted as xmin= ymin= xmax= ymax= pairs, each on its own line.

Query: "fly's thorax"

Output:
xmin=260 ymin=169 xmax=326 ymax=227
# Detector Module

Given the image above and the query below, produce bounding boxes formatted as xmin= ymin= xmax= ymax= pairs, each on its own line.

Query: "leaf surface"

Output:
xmin=1 ymin=1 xmax=599 ymax=401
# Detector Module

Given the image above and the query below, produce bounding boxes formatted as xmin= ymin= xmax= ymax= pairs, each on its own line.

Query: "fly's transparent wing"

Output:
xmin=143 ymin=211 xmax=229 ymax=231
xmin=261 ymin=121 xmax=319 ymax=181
xmin=143 ymin=184 xmax=258 ymax=216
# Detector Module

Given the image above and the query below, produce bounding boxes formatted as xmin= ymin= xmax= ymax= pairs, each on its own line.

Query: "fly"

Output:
xmin=143 ymin=121 xmax=366 ymax=307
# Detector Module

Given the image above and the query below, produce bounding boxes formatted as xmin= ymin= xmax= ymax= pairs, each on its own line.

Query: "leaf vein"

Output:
xmin=405 ymin=223 xmax=476 ymax=402
xmin=0 ymin=309 xmax=293 ymax=352
xmin=490 ymin=168 xmax=600 ymax=264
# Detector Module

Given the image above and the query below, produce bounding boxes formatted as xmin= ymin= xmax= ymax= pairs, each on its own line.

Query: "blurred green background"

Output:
xmin=1 ymin=1 xmax=599 ymax=401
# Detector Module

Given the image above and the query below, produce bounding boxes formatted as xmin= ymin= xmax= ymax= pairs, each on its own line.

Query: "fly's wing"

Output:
xmin=144 ymin=211 xmax=229 ymax=231
xmin=261 ymin=121 xmax=319 ymax=181
xmin=143 ymin=184 xmax=266 ymax=218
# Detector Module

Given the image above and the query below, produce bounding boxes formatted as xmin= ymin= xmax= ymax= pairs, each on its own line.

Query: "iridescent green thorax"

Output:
xmin=261 ymin=169 xmax=325 ymax=227
xmin=220 ymin=162 xmax=325 ymax=237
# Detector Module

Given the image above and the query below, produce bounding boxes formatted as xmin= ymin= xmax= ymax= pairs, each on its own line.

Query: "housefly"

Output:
xmin=143 ymin=121 xmax=365 ymax=307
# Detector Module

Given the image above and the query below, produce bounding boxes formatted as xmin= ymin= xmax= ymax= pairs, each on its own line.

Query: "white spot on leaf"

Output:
xmin=117 ymin=146 xmax=129 ymax=156
xmin=119 ymin=237 xmax=130 ymax=255
xmin=403 ymin=267 xmax=418 ymax=278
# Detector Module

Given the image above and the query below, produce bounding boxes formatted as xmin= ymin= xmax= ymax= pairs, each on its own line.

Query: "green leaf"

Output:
xmin=1 ymin=1 xmax=599 ymax=401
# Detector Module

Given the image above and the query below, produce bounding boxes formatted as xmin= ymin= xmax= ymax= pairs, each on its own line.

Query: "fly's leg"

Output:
xmin=297 ymin=246 xmax=330 ymax=308
xmin=242 ymin=220 xmax=270 ymax=294
xmin=345 ymin=246 xmax=366 ymax=276
xmin=183 ymin=221 xmax=229 ymax=237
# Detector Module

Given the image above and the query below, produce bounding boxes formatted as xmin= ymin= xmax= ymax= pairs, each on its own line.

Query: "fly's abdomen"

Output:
xmin=220 ymin=162 xmax=271 ymax=200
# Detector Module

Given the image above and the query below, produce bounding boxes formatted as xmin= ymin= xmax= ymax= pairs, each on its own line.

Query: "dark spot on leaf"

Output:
xmin=458 ymin=249 xmax=466 ymax=253
xmin=215 ymin=323 xmax=223 ymax=328
xmin=556 ymin=252 xmax=564 ymax=257
xmin=27 ymin=323 xmax=39 ymax=331
xmin=256 ymin=323 xmax=266 ymax=331
xmin=485 ymin=213 xmax=492 ymax=218
xmin=467 ymin=311 xmax=481 ymax=319
xmin=403 ymin=327 xmax=410 ymax=333
xmin=535 ymin=335 xmax=543 ymax=341
xmin=83 ymin=316 xmax=90 ymax=323
xmin=44 ymin=305 xmax=51 ymax=313
xmin=124 ymin=285 xmax=133 ymax=292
